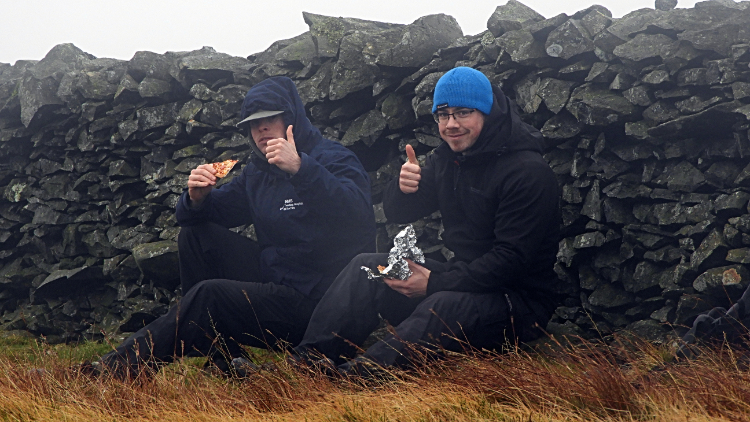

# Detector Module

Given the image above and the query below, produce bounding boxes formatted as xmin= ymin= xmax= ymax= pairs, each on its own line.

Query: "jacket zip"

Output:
xmin=453 ymin=159 xmax=461 ymax=191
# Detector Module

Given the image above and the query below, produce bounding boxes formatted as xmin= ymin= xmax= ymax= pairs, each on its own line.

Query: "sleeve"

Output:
xmin=382 ymin=154 xmax=440 ymax=223
xmin=287 ymin=149 xmax=373 ymax=223
xmin=426 ymin=161 xmax=560 ymax=294
xmin=175 ymin=169 xmax=255 ymax=228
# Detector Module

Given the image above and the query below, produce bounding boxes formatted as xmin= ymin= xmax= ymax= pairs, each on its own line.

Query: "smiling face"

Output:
xmin=249 ymin=114 xmax=286 ymax=155
xmin=437 ymin=107 xmax=485 ymax=153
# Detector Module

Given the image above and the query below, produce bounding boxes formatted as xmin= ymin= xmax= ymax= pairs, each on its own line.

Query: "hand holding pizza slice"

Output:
xmin=212 ymin=159 xmax=239 ymax=178
xmin=187 ymin=159 xmax=239 ymax=207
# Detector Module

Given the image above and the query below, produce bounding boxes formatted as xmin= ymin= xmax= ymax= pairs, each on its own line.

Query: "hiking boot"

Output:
xmin=285 ymin=354 xmax=340 ymax=378
xmin=231 ymin=357 xmax=261 ymax=378
xmin=74 ymin=360 xmax=104 ymax=377
xmin=202 ymin=357 xmax=232 ymax=377
xmin=337 ymin=356 xmax=390 ymax=381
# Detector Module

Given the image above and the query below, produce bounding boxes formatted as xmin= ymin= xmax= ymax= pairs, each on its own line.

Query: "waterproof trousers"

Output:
xmin=100 ymin=223 xmax=318 ymax=371
xmin=294 ymin=253 xmax=543 ymax=368
xmin=679 ymin=283 xmax=750 ymax=358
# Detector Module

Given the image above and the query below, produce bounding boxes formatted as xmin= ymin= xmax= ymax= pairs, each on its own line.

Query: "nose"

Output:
xmin=445 ymin=114 xmax=460 ymax=128
xmin=251 ymin=117 xmax=271 ymax=131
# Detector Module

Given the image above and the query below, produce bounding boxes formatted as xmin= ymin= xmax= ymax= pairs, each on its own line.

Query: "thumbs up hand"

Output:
xmin=399 ymin=144 xmax=421 ymax=194
xmin=266 ymin=125 xmax=302 ymax=175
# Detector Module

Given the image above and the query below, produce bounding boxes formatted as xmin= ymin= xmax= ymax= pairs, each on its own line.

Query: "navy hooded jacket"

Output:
xmin=176 ymin=77 xmax=376 ymax=299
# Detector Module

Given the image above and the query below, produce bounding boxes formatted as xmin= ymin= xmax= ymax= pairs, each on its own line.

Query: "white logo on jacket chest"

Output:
xmin=280 ymin=198 xmax=304 ymax=211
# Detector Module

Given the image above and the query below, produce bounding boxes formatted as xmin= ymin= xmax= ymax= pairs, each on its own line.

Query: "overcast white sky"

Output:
xmin=2 ymin=0 xmax=701 ymax=65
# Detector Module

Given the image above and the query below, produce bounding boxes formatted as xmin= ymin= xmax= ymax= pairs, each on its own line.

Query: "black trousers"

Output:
xmin=100 ymin=223 xmax=318 ymax=370
xmin=680 ymin=283 xmax=750 ymax=353
xmin=295 ymin=253 xmax=542 ymax=368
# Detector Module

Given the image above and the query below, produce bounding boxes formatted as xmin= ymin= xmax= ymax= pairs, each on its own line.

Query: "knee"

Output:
xmin=177 ymin=224 xmax=199 ymax=249
xmin=182 ymin=279 xmax=225 ymax=305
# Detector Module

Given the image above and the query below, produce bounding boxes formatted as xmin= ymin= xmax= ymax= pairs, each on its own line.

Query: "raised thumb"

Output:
xmin=286 ymin=125 xmax=295 ymax=145
xmin=405 ymin=144 xmax=418 ymax=166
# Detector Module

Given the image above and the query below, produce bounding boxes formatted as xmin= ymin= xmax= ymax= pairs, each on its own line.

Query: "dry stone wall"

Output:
xmin=2 ymin=0 xmax=750 ymax=344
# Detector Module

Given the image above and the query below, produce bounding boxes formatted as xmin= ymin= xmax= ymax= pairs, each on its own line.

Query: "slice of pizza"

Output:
xmin=211 ymin=159 xmax=239 ymax=178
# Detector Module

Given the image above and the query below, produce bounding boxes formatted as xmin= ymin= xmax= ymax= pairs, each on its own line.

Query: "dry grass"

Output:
xmin=0 ymin=334 xmax=749 ymax=421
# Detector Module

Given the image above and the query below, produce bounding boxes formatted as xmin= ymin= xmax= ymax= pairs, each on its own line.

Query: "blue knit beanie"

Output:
xmin=432 ymin=67 xmax=493 ymax=115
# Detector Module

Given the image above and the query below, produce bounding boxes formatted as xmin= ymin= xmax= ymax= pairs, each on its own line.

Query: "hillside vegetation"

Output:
xmin=0 ymin=334 xmax=748 ymax=421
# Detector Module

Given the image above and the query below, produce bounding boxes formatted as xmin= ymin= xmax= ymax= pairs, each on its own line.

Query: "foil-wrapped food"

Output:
xmin=361 ymin=225 xmax=425 ymax=280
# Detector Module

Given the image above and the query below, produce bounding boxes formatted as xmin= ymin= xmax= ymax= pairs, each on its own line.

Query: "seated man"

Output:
xmin=94 ymin=76 xmax=376 ymax=377
xmin=291 ymin=67 xmax=563 ymax=375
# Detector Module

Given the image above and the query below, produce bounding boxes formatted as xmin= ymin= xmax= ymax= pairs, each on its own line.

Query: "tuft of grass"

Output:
xmin=0 ymin=333 xmax=749 ymax=421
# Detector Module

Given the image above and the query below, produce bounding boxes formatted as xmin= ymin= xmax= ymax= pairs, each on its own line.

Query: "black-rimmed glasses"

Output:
xmin=433 ymin=108 xmax=476 ymax=124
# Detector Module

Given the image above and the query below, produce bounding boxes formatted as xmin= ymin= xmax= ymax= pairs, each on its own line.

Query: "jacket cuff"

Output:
xmin=289 ymin=153 xmax=312 ymax=185
xmin=425 ymin=270 xmax=445 ymax=296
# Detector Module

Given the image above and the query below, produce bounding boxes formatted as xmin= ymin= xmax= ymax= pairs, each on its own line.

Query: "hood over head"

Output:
xmin=239 ymin=77 xmax=324 ymax=169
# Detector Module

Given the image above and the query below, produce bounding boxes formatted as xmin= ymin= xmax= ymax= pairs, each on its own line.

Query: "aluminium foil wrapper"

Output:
xmin=361 ymin=224 xmax=425 ymax=280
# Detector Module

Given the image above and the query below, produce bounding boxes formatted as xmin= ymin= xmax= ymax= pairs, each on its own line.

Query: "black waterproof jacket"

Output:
xmin=177 ymin=77 xmax=376 ymax=299
xmin=383 ymin=86 xmax=562 ymax=315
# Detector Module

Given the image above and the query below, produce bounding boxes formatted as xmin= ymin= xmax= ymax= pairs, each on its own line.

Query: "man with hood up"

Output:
xmin=91 ymin=76 xmax=376 ymax=377
xmin=289 ymin=67 xmax=562 ymax=375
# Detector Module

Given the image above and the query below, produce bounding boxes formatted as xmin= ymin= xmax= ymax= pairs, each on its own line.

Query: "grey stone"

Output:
xmin=573 ymin=231 xmax=606 ymax=249
xmin=642 ymin=70 xmax=670 ymax=85
xmin=567 ymin=84 xmax=639 ymax=126
xmin=381 ymin=93 xmax=415 ymax=130
xmin=677 ymin=68 xmax=708 ymax=86
xmin=643 ymin=101 xmax=679 ymax=124
xmin=655 ymin=0 xmax=678 ymax=11
xmin=732 ymin=82 xmax=750 ymax=101
xmin=714 ymin=192 xmax=750 ymax=218
xmin=541 ymin=113 xmax=583 ymax=139
xmin=525 ymin=13 xmax=569 ymax=41
xmin=132 ymin=240 xmax=179 ymax=285
xmin=614 ymin=34 xmax=675 ymax=62
xmin=486 ymin=0 xmax=545 ymax=37
xmin=581 ymin=179 xmax=602 ymax=221
xmin=678 ymin=23 xmax=750 ymax=57
xmin=675 ymin=96 xmax=723 ymax=114
xmin=296 ymin=62 xmax=334 ymax=104
xmin=623 ymin=261 xmax=662 ymax=293
xmin=329 ymin=30 xmax=398 ymax=100
xmin=624 ymin=319 xmax=669 ymax=341
xmin=657 ymin=161 xmax=706 ymax=193
xmin=128 ymin=51 xmax=174 ymax=82
xmin=138 ymin=77 xmax=172 ymax=99
xmin=545 ymin=19 xmax=595 ymax=60
xmin=690 ymin=228 xmax=729 ymax=271
xmin=137 ymin=102 xmax=182 ymax=131
xmin=588 ymin=282 xmax=635 ymax=308
xmin=693 ymin=265 xmax=750 ymax=297
xmin=496 ymin=30 xmax=549 ymax=66
xmin=538 ymin=78 xmax=575 ymax=114
xmin=172 ymin=47 xmax=251 ymax=87
xmin=303 ymin=12 xmax=401 ymax=60
xmin=18 ymin=73 xmax=64 ymax=129
xmin=648 ymin=101 xmax=739 ymax=139
xmin=727 ymin=248 xmax=750 ymax=264
xmin=376 ymin=15 xmax=463 ymax=69
xmin=340 ymin=110 xmax=387 ymax=147
xmin=35 ymin=266 xmax=104 ymax=298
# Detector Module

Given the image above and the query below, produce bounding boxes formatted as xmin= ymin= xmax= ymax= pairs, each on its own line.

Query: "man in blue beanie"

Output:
xmin=87 ymin=77 xmax=376 ymax=378
xmin=290 ymin=67 xmax=563 ymax=377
